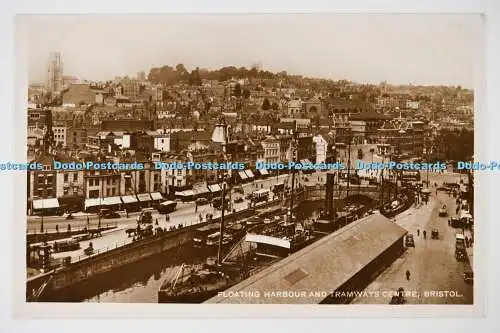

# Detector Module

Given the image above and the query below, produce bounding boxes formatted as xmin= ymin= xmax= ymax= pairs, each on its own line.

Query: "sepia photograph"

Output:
xmin=18 ymin=13 xmax=481 ymax=309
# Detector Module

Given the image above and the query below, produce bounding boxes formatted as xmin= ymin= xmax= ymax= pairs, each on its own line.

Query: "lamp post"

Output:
xmin=40 ymin=197 xmax=44 ymax=234
xmin=98 ymin=174 xmax=102 ymax=231
xmin=40 ymin=178 xmax=48 ymax=234
xmin=289 ymin=131 xmax=298 ymax=218
xmin=395 ymin=129 xmax=406 ymax=198
xmin=426 ymin=134 xmax=430 ymax=188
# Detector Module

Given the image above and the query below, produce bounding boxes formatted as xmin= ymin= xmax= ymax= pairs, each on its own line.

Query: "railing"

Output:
xmin=49 ymin=204 xmax=262 ymax=267
xmin=27 ymin=222 xmax=119 ymax=235
xmin=70 ymin=238 xmax=133 ymax=264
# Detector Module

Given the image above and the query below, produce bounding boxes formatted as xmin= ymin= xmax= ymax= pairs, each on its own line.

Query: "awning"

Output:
xmin=101 ymin=196 xmax=122 ymax=205
xmin=193 ymin=183 xmax=210 ymax=195
xmin=176 ymin=190 xmax=195 ymax=197
xmin=84 ymin=198 xmax=102 ymax=210
xmin=33 ymin=198 xmax=60 ymax=210
xmin=121 ymin=195 xmax=138 ymax=203
xmin=258 ymin=169 xmax=269 ymax=175
xmin=208 ymin=184 xmax=222 ymax=193
xmin=238 ymin=171 xmax=248 ymax=179
xmin=151 ymin=192 xmax=163 ymax=201
xmin=244 ymin=170 xmax=255 ymax=178
xmin=245 ymin=234 xmax=291 ymax=249
xmin=137 ymin=193 xmax=152 ymax=202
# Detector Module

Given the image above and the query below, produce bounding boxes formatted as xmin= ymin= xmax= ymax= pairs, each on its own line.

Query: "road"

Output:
xmin=32 ymin=144 xmax=460 ymax=233
xmin=351 ymin=175 xmax=473 ymax=304
xmin=39 ymin=174 xmax=292 ymax=264
xmin=27 ymin=174 xmax=292 ymax=233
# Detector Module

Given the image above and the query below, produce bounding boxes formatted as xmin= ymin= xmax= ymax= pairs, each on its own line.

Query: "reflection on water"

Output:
xmin=50 ymin=246 xmax=205 ymax=303
xmin=48 ymin=202 xmax=333 ymax=303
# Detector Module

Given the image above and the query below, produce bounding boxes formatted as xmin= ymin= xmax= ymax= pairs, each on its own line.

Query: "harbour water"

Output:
xmin=48 ymin=201 xmax=336 ymax=303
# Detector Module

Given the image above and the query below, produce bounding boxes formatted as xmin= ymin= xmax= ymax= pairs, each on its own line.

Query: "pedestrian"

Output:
xmin=423 ymin=230 xmax=426 ymax=239
xmin=417 ymin=229 xmax=420 ymax=236
xmin=465 ymin=236 xmax=469 ymax=248
xmin=125 ymin=209 xmax=128 ymax=218
xmin=195 ymin=204 xmax=198 ymax=213
xmin=406 ymin=270 xmax=411 ymax=280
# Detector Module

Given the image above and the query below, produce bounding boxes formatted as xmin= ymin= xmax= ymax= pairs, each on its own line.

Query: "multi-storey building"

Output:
xmin=349 ymin=112 xmax=393 ymax=144
xmin=287 ymin=99 xmax=303 ymax=116
xmin=260 ymin=136 xmax=280 ymax=164
xmin=27 ymin=155 xmax=58 ymax=215
xmin=313 ymin=134 xmax=328 ymax=164
xmin=52 ymin=122 xmax=67 ymax=147
xmin=377 ymin=117 xmax=426 ymax=157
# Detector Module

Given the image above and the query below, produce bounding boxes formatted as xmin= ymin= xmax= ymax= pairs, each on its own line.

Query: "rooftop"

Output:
xmin=206 ymin=213 xmax=407 ymax=304
xmin=349 ymin=111 xmax=393 ymax=121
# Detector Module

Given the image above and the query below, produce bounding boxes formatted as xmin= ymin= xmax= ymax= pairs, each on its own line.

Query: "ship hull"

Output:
xmin=158 ymin=288 xmax=221 ymax=303
xmin=158 ymin=281 xmax=239 ymax=303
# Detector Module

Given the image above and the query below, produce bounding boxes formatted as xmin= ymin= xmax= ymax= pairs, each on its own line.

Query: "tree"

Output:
xmin=262 ymin=98 xmax=270 ymax=110
xmin=242 ymin=89 xmax=250 ymax=99
xmin=175 ymin=63 xmax=187 ymax=74
xmin=249 ymin=67 xmax=258 ymax=78
xmin=238 ymin=67 xmax=249 ymax=78
xmin=188 ymin=67 xmax=202 ymax=86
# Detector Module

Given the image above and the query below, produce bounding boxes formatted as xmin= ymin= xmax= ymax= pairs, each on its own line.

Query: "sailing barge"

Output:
xmin=158 ymin=261 xmax=248 ymax=303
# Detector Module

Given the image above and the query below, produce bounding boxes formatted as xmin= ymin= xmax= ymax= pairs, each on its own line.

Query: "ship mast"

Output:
xmin=287 ymin=122 xmax=298 ymax=237
xmin=332 ymin=143 xmax=337 ymax=221
xmin=213 ymin=117 xmax=228 ymax=264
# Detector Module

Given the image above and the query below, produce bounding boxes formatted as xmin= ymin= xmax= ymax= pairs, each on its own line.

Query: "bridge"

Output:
xmin=297 ymin=184 xmax=382 ymax=203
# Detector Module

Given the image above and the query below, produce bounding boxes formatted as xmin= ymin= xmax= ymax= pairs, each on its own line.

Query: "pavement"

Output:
xmin=351 ymin=178 xmax=473 ymax=304
xmin=44 ymin=175 xmax=293 ymax=264
xmin=27 ymin=174 xmax=292 ymax=232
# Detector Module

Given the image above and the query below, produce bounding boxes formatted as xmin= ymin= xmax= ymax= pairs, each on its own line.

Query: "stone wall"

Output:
xmin=27 ymin=207 xmax=256 ymax=298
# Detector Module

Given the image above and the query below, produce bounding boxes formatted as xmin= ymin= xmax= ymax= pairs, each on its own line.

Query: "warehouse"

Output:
xmin=206 ymin=213 xmax=407 ymax=304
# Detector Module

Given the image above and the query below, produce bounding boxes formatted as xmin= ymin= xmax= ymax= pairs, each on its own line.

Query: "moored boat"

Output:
xmin=158 ymin=261 xmax=248 ymax=303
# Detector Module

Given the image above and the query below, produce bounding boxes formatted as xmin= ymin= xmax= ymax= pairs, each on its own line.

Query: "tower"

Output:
xmin=47 ymin=52 xmax=63 ymax=94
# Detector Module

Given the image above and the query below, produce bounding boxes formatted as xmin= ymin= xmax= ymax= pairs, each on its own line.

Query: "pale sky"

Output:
xmin=19 ymin=14 xmax=483 ymax=88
